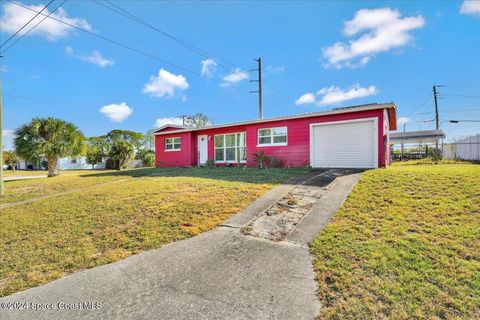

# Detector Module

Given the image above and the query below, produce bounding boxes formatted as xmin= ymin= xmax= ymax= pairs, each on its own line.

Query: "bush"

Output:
xmin=269 ymin=157 xmax=281 ymax=168
xmin=143 ymin=153 xmax=155 ymax=167
xmin=205 ymin=159 xmax=215 ymax=169
xmin=253 ymin=151 xmax=270 ymax=169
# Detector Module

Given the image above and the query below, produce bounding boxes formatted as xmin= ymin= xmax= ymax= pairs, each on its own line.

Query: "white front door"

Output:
xmin=198 ymin=135 xmax=208 ymax=165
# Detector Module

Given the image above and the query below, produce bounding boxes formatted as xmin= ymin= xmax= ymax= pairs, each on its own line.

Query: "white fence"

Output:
xmin=443 ymin=134 xmax=480 ymax=161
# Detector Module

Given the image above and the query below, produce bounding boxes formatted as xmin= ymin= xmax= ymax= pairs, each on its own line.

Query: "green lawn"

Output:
xmin=0 ymin=167 xmax=309 ymax=297
xmin=311 ymin=163 xmax=479 ymax=319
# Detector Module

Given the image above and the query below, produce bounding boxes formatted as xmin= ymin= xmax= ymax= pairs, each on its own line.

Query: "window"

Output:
xmin=71 ymin=157 xmax=77 ymax=164
xmin=258 ymin=127 xmax=287 ymax=146
xmin=165 ymin=137 xmax=181 ymax=151
xmin=214 ymin=132 xmax=246 ymax=162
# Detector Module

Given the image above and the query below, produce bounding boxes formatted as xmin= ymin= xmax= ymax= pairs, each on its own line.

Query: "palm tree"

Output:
xmin=14 ymin=117 xmax=84 ymax=177
xmin=108 ymin=140 xmax=134 ymax=170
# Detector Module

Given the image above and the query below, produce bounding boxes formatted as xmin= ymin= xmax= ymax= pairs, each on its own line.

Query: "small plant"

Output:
xmin=143 ymin=153 xmax=155 ymax=167
xmin=269 ymin=156 xmax=281 ymax=168
xmin=205 ymin=158 xmax=215 ymax=169
xmin=253 ymin=151 xmax=270 ymax=169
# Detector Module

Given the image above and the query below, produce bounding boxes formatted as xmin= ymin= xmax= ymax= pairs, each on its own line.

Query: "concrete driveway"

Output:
xmin=0 ymin=169 xmax=360 ymax=320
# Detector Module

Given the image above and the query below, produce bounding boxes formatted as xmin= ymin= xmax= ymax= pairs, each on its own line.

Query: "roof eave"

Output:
xmin=154 ymin=102 xmax=397 ymax=136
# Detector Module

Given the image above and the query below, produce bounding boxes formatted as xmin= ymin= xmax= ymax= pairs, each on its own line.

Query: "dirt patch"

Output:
xmin=242 ymin=169 xmax=356 ymax=241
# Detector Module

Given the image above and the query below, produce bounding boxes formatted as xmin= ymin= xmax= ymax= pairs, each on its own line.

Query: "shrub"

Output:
xmin=205 ymin=159 xmax=215 ymax=169
xmin=253 ymin=151 xmax=270 ymax=169
xmin=143 ymin=153 xmax=155 ymax=167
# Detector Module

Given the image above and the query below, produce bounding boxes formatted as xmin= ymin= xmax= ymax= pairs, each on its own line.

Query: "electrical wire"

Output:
xmin=91 ymin=0 xmax=237 ymax=72
xmin=0 ymin=0 xmax=56 ymax=49
xmin=2 ymin=0 xmax=69 ymax=53
xmin=5 ymin=0 xmax=205 ymax=78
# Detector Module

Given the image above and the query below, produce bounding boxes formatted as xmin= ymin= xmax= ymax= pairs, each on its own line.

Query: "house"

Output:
xmin=154 ymin=102 xmax=397 ymax=169
xmin=17 ymin=156 xmax=107 ymax=170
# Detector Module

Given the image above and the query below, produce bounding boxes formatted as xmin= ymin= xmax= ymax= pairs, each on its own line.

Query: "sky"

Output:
xmin=1 ymin=0 xmax=479 ymax=150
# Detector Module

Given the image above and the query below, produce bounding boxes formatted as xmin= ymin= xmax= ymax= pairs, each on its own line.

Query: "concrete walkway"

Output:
xmin=0 ymin=170 xmax=360 ymax=320
xmin=4 ymin=175 xmax=47 ymax=181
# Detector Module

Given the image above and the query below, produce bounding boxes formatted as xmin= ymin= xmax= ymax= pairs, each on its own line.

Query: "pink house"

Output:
xmin=154 ymin=102 xmax=397 ymax=169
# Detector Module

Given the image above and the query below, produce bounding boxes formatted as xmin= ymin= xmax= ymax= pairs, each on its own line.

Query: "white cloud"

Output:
xmin=2 ymin=129 xmax=15 ymax=150
xmin=154 ymin=117 xmax=184 ymax=128
xmin=295 ymin=93 xmax=316 ymax=105
xmin=65 ymin=46 xmax=74 ymax=55
xmin=264 ymin=65 xmax=285 ymax=76
xmin=397 ymin=116 xmax=410 ymax=127
xmin=295 ymin=84 xmax=378 ymax=106
xmin=460 ymin=1 xmax=480 ymax=17
xmin=0 ymin=3 xmax=91 ymax=41
xmin=200 ymin=59 xmax=217 ymax=78
xmin=220 ymin=68 xmax=249 ymax=87
xmin=317 ymin=84 xmax=378 ymax=106
xmin=323 ymin=8 xmax=425 ymax=68
xmin=99 ymin=102 xmax=133 ymax=123
xmin=80 ymin=51 xmax=114 ymax=67
xmin=143 ymin=68 xmax=189 ymax=98
xmin=65 ymin=47 xmax=114 ymax=67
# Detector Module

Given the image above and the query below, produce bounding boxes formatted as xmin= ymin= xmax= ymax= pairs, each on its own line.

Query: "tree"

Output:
xmin=108 ymin=140 xmax=134 ymax=170
xmin=105 ymin=129 xmax=144 ymax=151
xmin=3 ymin=151 xmax=18 ymax=172
xmin=85 ymin=146 xmax=103 ymax=169
xmin=85 ymin=137 xmax=109 ymax=169
xmin=183 ymin=113 xmax=211 ymax=128
xmin=88 ymin=136 xmax=110 ymax=155
xmin=14 ymin=117 xmax=84 ymax=177
xmin=142 ymin=129 xmax=155 ymax=151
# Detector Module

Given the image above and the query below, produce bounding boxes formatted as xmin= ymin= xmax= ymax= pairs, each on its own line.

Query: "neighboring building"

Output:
xmin=17 ymin=156 xmax=106 ymax=170
xmin=154 ymin=102 xmax=397 ymax=169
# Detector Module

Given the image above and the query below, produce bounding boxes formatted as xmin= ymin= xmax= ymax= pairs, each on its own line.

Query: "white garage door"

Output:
xmin=310 ymin=119 xmax=378 ymax=168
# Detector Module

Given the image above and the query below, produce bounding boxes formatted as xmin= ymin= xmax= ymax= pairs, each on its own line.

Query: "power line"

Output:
xmin=2 ymin=0 xmax=68 ymax=53
xmin=5 ymin=0 xmax=204 ymax=78
xmin=443 ymin=93 xmax=480 ymax=99
xmin=0 ymin=0 xmax=55 ymax=49
xmin=90 ymin=0 xmax=237 ymax=71
xmin=90 ymin=0 xmax=292 ymax=101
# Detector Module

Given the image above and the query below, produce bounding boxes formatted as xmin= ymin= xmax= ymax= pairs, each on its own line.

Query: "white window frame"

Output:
xmin=257 ymin=126 xmax=288 ymax=147
xmin=214 ymin=132 xmax=247 ymax=163
xmin=165 ymin=137 xmax=181 ymax=152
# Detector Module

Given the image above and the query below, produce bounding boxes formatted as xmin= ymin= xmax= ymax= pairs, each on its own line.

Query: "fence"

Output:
xmin=443 ymin=135 xmax=480 ymax=161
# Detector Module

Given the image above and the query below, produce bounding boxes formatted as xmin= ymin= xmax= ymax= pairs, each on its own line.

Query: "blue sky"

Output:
xmin=1 ymin=0 xmax=479 ymax=149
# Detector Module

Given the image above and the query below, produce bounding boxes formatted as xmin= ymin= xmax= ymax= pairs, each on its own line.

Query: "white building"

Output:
xmin=17 ymin=156 xmax=106 ymax=170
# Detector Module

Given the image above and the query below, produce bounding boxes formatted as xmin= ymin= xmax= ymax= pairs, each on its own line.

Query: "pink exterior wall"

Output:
xmin=155 ymin=131 xmax=193 ymax=167
xmin=383 ymin=109 xmax=391 ymax=166
xmin=155 ymin=109 xmax=389 ymax=168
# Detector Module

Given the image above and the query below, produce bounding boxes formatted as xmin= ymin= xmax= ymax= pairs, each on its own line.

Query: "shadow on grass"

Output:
xmin=80 ymin=167 xmax=315 ymax=185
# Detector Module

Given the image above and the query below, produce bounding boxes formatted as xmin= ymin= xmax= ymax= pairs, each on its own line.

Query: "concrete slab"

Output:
xmin=287 ymin=173 xmax=360 ymax=245
xmin=0 ymin=228 xmax=320 ymax=320
xmin=4 ymin=175 xmax=47 ymax=181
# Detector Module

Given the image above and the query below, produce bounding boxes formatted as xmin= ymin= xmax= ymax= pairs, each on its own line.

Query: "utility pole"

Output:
xmin=433 ymin=85 xmax=440 ymax=130
xmin=250 ymin=58 xmax=263 ymax=120
xmin=432 ymin=85 xmax=443 ymax=157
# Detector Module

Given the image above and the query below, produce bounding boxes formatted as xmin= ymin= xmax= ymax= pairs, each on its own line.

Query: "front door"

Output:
xmin=198 ymin=135 xmax=208 ymax=165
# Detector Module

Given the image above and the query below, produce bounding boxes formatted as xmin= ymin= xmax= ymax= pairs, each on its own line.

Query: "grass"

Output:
xmin=3 ymin=171 xmax=129 ymax=204
xmin=3 ymin=169 xmax=114 ymax=177
xmin=0 ymin=167 xmax=309 ymax=296
xmin=311 ymin=163 xmax=479 ymax=319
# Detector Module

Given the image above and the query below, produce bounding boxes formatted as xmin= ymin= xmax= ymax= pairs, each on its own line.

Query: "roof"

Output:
xmin=154 ymin=102 xmax=397 ymax=136
xmin=154 ymin=124 xmax=189 ymax=132
xmin=390 ymin=130 xmax=446 ymax=144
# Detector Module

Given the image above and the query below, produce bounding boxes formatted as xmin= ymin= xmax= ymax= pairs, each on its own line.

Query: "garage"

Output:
xmin=310 ymin=118 xmax=378 ymax=168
